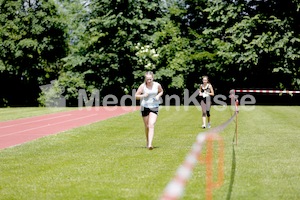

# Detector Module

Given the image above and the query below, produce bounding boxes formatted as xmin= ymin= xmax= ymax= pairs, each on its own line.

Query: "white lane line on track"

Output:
xmin=0 ymin=114 xmax=98 ymax=138
xmin=0 ymin=114 xmax=73 ymax=129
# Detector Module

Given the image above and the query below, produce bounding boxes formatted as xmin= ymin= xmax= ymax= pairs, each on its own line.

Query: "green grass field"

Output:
xmin=0 ymin=106 xmax=300 ymax=200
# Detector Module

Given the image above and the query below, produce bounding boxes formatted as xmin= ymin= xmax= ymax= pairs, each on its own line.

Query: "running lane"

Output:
xmin=0 ymin=106 xmax=138 ymax=149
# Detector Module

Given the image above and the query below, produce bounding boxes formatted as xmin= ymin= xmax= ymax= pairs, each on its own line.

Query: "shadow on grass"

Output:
xmin=135 ymin=146 xmax=160 ymax=149
xmin=226 ymin=143 xmax=236 ymax=200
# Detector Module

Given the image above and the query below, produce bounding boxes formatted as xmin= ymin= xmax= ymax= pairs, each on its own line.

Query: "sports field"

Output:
xmin=0 ymin=106 xmax=299 ymax=199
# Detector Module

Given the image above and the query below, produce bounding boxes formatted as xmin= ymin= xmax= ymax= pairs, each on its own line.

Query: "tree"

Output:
xmin=203 ymin=0 xmax=300 ymax=90
xmin=66 ymin=0 xmax=163 ymax=103
xmin=151 ymin=0 xmax=215 ymax=99
xmin=152 ymin=16 xmax=193 ymax=94
xmin=38 ymin=0 xmax=94 ymax=106
xmin=0 ymin=0 xmax=68 ymax=106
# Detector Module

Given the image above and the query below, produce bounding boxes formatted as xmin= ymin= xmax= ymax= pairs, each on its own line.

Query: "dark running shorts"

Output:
xmin=141 ymin=107 xmax=159 ymax=117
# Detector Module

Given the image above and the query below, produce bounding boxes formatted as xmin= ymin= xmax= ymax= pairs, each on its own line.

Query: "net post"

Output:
xmin=235 ymin=99 xmax=239 ymax=145
xmin=202 ymin=134 xmax=224 ymax=200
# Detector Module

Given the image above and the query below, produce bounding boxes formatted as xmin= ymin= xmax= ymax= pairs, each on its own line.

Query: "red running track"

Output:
xmin=0 ymin=106 xmax=138 ymax=149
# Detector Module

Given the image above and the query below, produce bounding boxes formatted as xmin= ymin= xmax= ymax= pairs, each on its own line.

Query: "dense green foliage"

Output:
xmin=203 ymin=0 xmax=300 ymax=89
xmin=0 ymin=0 xmax=299 ymax=106
xmin=0 ymin=0 xmax=68 ymax=106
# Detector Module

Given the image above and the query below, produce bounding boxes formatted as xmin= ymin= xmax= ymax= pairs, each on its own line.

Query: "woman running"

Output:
xmin=199 ymin=76 xmax=214 ymax=128
xmin=135 ymin=71 xmax=164 ymax=150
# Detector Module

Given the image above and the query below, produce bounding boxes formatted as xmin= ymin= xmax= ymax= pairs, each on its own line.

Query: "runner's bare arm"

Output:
xmin=155 ymin=83 xmax=164 ymax=100
xmin=135 ymin=84 xmax=147 ymax=100
xmin=209 ymin=85 xmax=215 ymax=96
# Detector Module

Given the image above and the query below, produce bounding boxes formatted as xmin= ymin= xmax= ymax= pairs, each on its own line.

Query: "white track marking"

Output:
xmin=0 ymin=114 xmax=97 ymax=137
xmin=0 ymin=114 xmax=72 ymax=129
